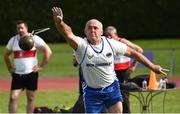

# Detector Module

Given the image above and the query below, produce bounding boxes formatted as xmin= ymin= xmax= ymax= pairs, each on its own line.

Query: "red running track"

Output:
xmin=0 ymin=77 xmax=78 ymax=91
xmin=0 ymin=76 xmax=179 ymax=91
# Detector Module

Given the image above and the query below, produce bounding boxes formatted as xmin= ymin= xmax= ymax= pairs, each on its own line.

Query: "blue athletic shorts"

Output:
xmin=83 ymin=80 xmax=123 ymax=113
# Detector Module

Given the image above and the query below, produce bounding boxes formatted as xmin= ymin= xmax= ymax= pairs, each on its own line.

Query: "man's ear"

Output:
xmin=101 ymin=30 xmax=103 ymax=35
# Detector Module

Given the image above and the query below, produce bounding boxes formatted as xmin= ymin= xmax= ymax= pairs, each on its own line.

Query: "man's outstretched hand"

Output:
xmin=52 ymin=7 xmax=63 ymax=23
xmin=153 ymin=65 xmax=169 ymax=76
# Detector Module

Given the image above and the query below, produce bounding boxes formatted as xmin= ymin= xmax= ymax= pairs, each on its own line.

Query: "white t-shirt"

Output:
xmin=6 ymin=34 xmax=45 ymax=74
xmin=74 ymin=36 xmax=127 ymax=88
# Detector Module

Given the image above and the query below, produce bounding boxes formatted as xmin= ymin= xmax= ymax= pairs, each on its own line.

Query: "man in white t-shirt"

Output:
xmin=52 ymin=7 xmax=168 ymax=113
xmin=4 ymin=20 xmax=52 ymax=113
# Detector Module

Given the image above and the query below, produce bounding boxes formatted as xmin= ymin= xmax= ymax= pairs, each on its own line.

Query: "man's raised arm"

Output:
xmin=52 ymin=7 xmax=78 ymax=50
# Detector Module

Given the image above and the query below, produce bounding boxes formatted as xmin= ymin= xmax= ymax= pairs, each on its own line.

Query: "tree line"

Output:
xmin=0 ymin=0 xmax=180 ymax=44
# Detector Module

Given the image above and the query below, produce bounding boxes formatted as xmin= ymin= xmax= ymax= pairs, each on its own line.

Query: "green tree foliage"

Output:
xmin=0 ymin=0 xmax=180 ymax=44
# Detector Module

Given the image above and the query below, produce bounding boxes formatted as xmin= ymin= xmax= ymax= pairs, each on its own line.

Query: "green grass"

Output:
xmin=0 ymin=90 xmax=78 ymax=113
xmin=0 ymin=89 xmax=180 ymax=113
xmin=1 ymin=39 xmax=180 ymax=77
xmin=129 ymin=39 xmax=180 ymax=77
xmin=130 ymin=89 xmax=180 ymax=113
xmin=0 ymin=39 xmax=180 ymax=113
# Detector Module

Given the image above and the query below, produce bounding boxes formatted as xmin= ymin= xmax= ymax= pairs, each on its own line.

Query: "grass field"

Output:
xmin=0 ymin=39 xmax=180 ymax=77
xmin=0 ymin=38 xmax=180 ymax=113
xmin=0 ymin=90 xmax=78 ymax=113
xmin=0 ymin=89 xmax=180 ymax=113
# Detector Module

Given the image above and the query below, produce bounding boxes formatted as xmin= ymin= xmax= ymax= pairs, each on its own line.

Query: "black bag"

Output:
xmin=128 ymin=74 xmax=149 ymax=88
xmin=34 ymin=106 xmax=54 ymax=113
xmin=120 ymin=82 xmax=142 ymax=91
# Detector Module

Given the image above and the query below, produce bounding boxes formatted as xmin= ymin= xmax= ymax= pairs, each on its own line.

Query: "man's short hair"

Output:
xmin=104 ymin=26 xmax=117 ymax=36
xmin=16 ymin=20 xmax=28 ymax=27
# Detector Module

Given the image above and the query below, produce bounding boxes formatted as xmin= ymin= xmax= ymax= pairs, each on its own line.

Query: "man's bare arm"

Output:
xmin=122 ymin=39 xmax=143 ymax=53
xmin=4 ymin=49 xmax=15 ymax=73
xmin=125 ymin=47 xmax=169 ymax=75
xmin=52 ymin=7 xmax=78 ymax=50
xmin=122 ymin=38 xmax=143 ymax=72
xmin=33 ymin=44 xmax=52 ymax=72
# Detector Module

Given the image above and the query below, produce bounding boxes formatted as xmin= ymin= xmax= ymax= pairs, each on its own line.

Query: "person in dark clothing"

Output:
xmin=72 ymin=54 xmax=85 ymax=113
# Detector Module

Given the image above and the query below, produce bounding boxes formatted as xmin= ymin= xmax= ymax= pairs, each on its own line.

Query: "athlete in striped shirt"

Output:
xmin=4 ymin=20 xmax=52 ymax=113
xmin=52 ymin=7 xmax=168 ymax=113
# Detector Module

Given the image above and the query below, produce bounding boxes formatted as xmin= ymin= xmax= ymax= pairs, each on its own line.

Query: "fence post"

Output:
xmin=169 ymin=48 xmax=176 ymax=76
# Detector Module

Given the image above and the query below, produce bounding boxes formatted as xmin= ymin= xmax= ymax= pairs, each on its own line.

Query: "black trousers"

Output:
xmin=115 ymin=69 xmax=131 ymax=113
xmin=72 ymin=67 xmax=85 ymax=113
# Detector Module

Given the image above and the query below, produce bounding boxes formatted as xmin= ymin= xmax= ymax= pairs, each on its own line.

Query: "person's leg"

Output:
xmin=122 ymin=91 xmax=130 ymax=113
xmin=79 ymin=67 xmax=84 ymax=96
xmin=84 ymin=89 xmax=104 ymax=113
xmin=25 ymin=72 xmax=38 ymax=113
xmin=105 ymin=80 xmax=123 ymax=113
xmin=72 ymin=67 xmax=85 ymax=113
xmin=116 ymin=69 xmax=131 ymax=113
xmin=8 ymin=89 xmax=22 ymax=113
xmin=106 ymin=101 xmax=123 ymax=113
xmin=72 ymin=95 xmax=85 ymax=113
xmin=9 ymin=73 xmax=23 ymax=113
xmin=83 ymin=85 xmax=105 ymax=113
xmin=26 ymin=90 xmax=36 ymax=113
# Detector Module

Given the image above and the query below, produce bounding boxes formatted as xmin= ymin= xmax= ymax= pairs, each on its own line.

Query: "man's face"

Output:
xmin=16 ymin=23 xmax=28 ymax=37
xmin=85 ymin=19 xmax=103 ymax=41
